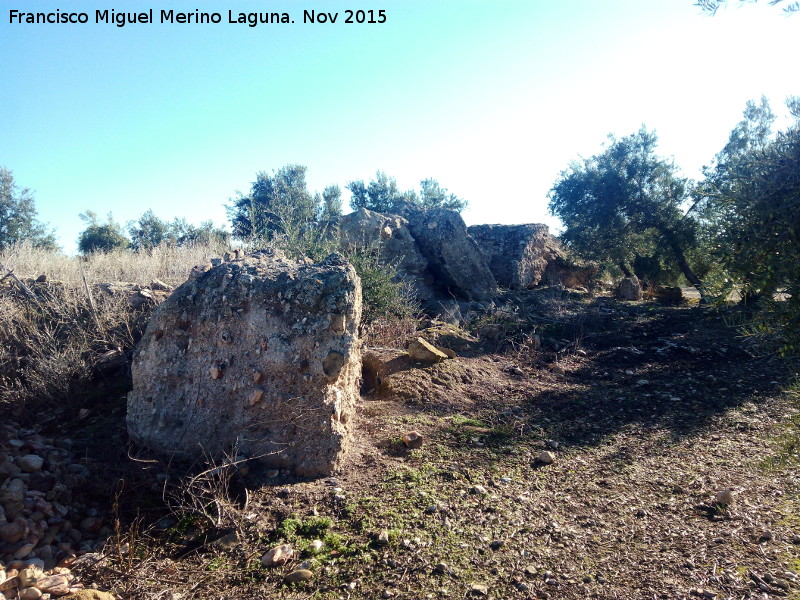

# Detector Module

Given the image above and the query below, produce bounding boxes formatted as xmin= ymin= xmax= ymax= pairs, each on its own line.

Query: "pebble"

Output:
xmin=18 ymin=455 xmax=44 ymax=473
xmin=18 ymin=588 xmax=42 ymax=600
xmin=308 ymin=540 xmax=323 ymax=553
xmin=402 ymin=431 xmax=424 ymax=449
xmin=14 ymin=543 xmax=36 ymax=560
xmin=375 ymin=530 xmax=390 ymax=547
xmin=261 ymin=544 xmax=293 ymax=567
xmin=469 ymin=583 xmax=488 ymax=596
xmin=538 ymin=451 xmax=555 ymax=465
xmin=470 ymin=485 xmax=488 ymax=496
xmin=284 ymin=569 xmax=314 ymax=583
xmin=37 ymin=573 xmax=71 ymax=594
xmin=18 ymin=566 xmax=44 ymax=587
xmin=715 ymin=489 xmax=735 ymax=505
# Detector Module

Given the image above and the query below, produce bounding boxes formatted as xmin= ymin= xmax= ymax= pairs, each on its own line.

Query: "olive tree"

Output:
xmin=548 ymin=127 xmax=704 ymax=292
xmin=0 ymin=167 xmax=57 ymax=251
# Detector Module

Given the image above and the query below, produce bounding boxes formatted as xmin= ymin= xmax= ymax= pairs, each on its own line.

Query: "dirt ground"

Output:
xmin=48 ymin=289 xmax=800 ymax=599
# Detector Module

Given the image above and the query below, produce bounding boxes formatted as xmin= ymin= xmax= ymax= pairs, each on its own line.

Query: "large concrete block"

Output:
xmin=126 ymin=249 xmax=362 ymax=477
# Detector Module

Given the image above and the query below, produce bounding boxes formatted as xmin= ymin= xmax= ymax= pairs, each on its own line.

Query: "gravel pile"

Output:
xmin=0 ymin=422 xmax=111 ymax=599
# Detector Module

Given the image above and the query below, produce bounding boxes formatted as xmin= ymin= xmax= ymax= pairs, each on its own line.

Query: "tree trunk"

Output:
xmin=662 ymin=230 xmax=706 ymax=302
xmin=618 ymin=262 xmax=633 ymax=278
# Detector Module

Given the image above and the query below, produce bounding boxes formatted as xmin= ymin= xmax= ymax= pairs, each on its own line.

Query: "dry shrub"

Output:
xmin=0 ymin=279 xmax=142 ymax=415
xmin=0 ymin=240 xmax=230 ymax=416
xmin=362 ymin=315 xmax=420 ymax=348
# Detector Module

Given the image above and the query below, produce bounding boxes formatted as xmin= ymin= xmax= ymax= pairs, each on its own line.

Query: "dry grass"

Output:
xmin=0 ymin=239 xmax=230 ymax=287
xmin=0 ymin=240 xmax=230 ymax=416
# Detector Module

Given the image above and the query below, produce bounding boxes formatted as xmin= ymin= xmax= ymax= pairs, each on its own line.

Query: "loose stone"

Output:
xmin=285 ymin=569 xmax=314 ymax=583
xmin=261 ymin=544 xmax=293 ymax=567
xmin=538 ymin=451 xmax=555 ymax=465
xmin=18 ymin=456 xmax=44 ymax=473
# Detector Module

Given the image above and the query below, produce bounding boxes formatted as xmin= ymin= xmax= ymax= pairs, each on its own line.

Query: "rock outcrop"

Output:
xmin=339 ymin=208 xmax=433 ymax=301
xmin=467 ymin=224 xmax=551 ymax=289
xmin=127 ymin=250 xmax=362 ymax=478
xmin=398 ymin=204 xmax=497 ymax=301
xmin=617 ymin=276 xmax=642 ymax=301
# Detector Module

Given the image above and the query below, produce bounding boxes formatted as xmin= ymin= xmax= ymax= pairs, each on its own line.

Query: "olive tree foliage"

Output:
xmin=0 ymin=167 xmax=58 ymax=251
xmin=347 ymin=171 xmax=467 ymax=214
xmin=347 ymin=171 xmax=417 ymax=214
xmin=127 ymin=209 xmax=229 ymax=251
xmin=548 ymin=127 xmax=704 ymax=291
xmin=318 ymin=185 xmax=343 ymax=222
xmin=696 ymin=0 xmax=799 ymax=14
xmin=694 ymin=97 xmax=800 ymax=352
xmin=77 ymin=211 xmax=129 ymax=254
xmin=227 ymin=165 xmax=343 ymax=262
xmin=227 ymin=165 xmax=319 ymax=242
xmin=419 ymin=178 xmax=469 ymax=212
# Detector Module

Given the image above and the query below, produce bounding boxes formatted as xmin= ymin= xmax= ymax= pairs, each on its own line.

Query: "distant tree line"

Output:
xmin=74 ymin=210 xmax=230 ymax=255
xmin=226 ymin=165 xmax=466 ymax=246
xmin=0 ymin=167 xmax=57 ymax=251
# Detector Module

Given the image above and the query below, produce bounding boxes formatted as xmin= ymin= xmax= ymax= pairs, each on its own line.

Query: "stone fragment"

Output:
xmin=538 ymin=451 xmax=555 ymax=465
xmin=248 ymin=389 xmax=265 ymax=406
xmin=19 ymin=588 xmax=42 ymax=600
xmin=715 ymin=489 xmax=735 ymax=506
xmin=18 ymin=455 xmax=44 ymax=473
xmin=339 ymin=207 xmax=433 ymax=302
xmin=14 ymin=542 xmax=36 ymax=559
xmin=467 ymin=223 xmax=552 ymax=289
xmin=399 ymin=205 xmax=497 ymax=301
xmin=261 ymin=544 xmax=293 ymax=567
xmin=0 ymin=478 xmax=25 ymax=517
xmin=17 ymin=566 xmax=44 ymax=588
xmin=0 ymin=575 xmax=18 ymax=593
xmin=127 ymin=251 xmax=362 ymax=478
xmin=0 ymin=518 xmax=27 ymax=544
xmin=618 ymin=276 xmax=642 ymax=301
xmin=469 ymin=583 xmax=489 ymax=596
xmin=419 ymin=323 xmax=481 ymax=354
xmin=79 ymin=517 xmax=103 ymax=534
xmin=211 ymin=532 xmax=239 ymax=551
xmin=401 ymin=431 xmax=424 ymax=449
xmin=35 ymin=574 xmax=71 ymax=596
xmin=375 ymin=530 xmax=390 ymax=547
xmin=284 ymin=569 xmax=314 ymax=583
xmin=408 ymin=338 xmax=448 ymax=364
xmin=308 ymin=540 xmax=323 ymax=553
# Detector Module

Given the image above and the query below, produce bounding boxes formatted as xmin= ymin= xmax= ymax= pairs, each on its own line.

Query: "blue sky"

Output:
xmin=1 ymin=1 xmax=798 ymax=253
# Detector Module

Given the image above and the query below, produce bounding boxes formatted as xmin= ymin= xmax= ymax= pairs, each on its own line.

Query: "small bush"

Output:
xmin=343 ymin=246 xmax=417 ymax=330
